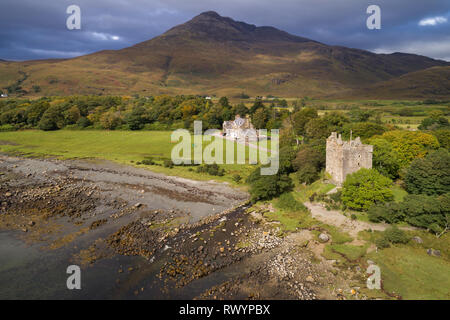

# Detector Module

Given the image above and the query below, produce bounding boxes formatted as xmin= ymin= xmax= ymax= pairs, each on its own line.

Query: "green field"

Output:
xmin=0 ymin=130 xmax=266 ymax=184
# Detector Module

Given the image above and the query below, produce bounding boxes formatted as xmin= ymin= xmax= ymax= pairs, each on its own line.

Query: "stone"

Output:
xmin=318 ymin=233 xmax=330 ymax=243
xmin=306 ymin=275 xmax=314 ymax=283
xmin=412 ymin=236 xmax=423 ymax=244
xmin=28 ymin=221 xmax=35 ymax=226
xmin=5 ymin=192 xmax=12 ymax=197
xmin=197 ymin=246 xmax=204 ymax=252
xmin=428 ymin=249 xmax=441 ymax=257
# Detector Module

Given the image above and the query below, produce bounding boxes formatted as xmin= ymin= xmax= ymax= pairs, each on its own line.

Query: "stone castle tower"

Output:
xmin=326 ymin=132 xmax=373 ymax=186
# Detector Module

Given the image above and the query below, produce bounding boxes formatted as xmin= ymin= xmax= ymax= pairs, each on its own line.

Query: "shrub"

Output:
xmin=405 ymin=149 xmax=450 ymax=196
xmin=141 ymin=158 xmax=155 ymax=165
xmin=296 ymin=164 xmax=320 ymax=185
xmin=329 ymin=190 xmax=342 ymax=203
xmin=0 ymin=124 xmax=16 ymax=132
xmin=383 ymin=226 xmax=409 ymax=244
xmin=196 ymin=164 xmax=225 ymax=176
xmin=375 ymin=237 xmax=391 ymax=249
xmin=163 ymin=159 xmax=174 ymax=168
xmin=368 ymin=194 xmax=449 ymax=234
xmin=232 ymin=174 xmax=242 ymax=183
xmin=351 ymin=214 xmax=357 ymax=220
xmin=76 ymin=117 xmax=91 ymax=128
xmin=368 ymin=204 xmax=389 ymax=223
xmin=341 ymin=168 xmax=393 ymax=211
xmin=247 ymin=167 xmax=294 ymax=203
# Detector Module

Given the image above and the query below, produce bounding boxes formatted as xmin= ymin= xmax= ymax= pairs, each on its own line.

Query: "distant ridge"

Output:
xmin=0 ymin=11 xmax=448 ymax=98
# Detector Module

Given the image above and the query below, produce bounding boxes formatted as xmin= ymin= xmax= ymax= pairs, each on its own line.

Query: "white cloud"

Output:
xmin=90 ymin=32 xmax=121 ymax=41
xmin=418 ymin=16 xmax=447 ymax=26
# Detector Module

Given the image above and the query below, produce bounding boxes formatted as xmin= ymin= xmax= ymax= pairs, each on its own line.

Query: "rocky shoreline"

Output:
xmin=0 ymin=155 xmax=358 ymax=299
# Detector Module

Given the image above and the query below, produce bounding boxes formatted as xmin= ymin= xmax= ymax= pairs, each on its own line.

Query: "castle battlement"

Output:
xmin=326 ymin=132 xmax=373 ymax=186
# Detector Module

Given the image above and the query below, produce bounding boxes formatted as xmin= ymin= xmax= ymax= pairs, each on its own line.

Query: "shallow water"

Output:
xmin=0 ymin=228 xmax=250 ymax=299
xmin=0 ymin=156 xmax=250 ymax=299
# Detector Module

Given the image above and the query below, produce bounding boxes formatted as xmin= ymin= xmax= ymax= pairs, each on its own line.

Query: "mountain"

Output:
xmin=338 ymin=66 xmax=450 ymax=99
xmin=1 ymin=11 xmax=449 ymax=98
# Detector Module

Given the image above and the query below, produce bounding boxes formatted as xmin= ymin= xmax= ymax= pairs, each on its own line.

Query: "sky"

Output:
xmin=1 ymin=0 xmax=449 ymax=61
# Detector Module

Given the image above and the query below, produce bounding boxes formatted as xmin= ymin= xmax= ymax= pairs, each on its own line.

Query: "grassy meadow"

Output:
xmin=0 ymin=130 xmax=270 ymax=185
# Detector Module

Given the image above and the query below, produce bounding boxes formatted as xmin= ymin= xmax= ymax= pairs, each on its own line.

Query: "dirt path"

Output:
xmin=304 ymin=202 xmax=388 ymax=237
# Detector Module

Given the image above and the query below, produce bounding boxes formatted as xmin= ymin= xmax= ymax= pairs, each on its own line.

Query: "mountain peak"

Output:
xmin=162 ymin=11 xmax=312 ymax=43
xmin=197 ymin=11 xmax=222 ymax=18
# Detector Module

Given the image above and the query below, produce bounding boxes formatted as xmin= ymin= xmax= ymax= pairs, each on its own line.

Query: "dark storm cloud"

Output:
xmin=1 ymin=0 xmax=449 ymax=61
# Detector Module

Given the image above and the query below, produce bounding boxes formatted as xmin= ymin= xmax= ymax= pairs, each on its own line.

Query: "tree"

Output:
xmin=218 ymin=96 xmax=230 ymax=108
xmin=341 ymin=168 xmax=393 ymax=211
xmin=405 ymin=149 xmax=450 ymax=196
xmin=64 ymin=105 xmax=81 ymax=125
xmin=100 ymin=109 xmax=123 ymax=130
xmin=126 ymin=106 xmax=146 ymax=130
xmin=369 ymin=138 xmax=401 ymax=179
xmin=38 ymin=105 xmax=65 ymax=131
xmin=252 ymin=107 xmax=268 ymax=129
xmin=348 ymin=108 xmax=373 ymax=122
xmin=232 ymin=103 xmax=248 ymax=117
xmin=433 ymin=129 xmax=450 ymax=149
xmin=278 ymin=145 xmax=297 ymax=175
xmin=296 ymin=164 xmax=320 ymax=185
xmin=76 ymin=117 xmax=91 ymax=128
xmin=250 ymin=99 xmax=265 ymax=114
xmin=377 ymin=130 xmax=440 ymax=167
xmin=247 ymin=168 xmax=294 ymax=202
xmin=292 ymin=145 xmax=325 ymax=184
xmin=343 ymin=122 xmax=387 ymax=140
xmin=305 ymin=118 xmax=330 ymax=139
xmin=322 ymin=112 xmax=349 ymax=133
xmin=26 ymin=100 xmax=49 ymax=126
xmin=418 ymin=116 xmax=449 ymax=131
xmin=292 ymin=107 xmax=318 ymax=136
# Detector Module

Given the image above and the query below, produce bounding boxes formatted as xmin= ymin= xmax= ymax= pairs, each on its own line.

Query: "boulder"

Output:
xmin=427 ymin=248 xmax=441 ymax=257
xmin=412 ymin=236 xmax=423 ymax=244
xmin=318 ymin=233 xmax=330 ymax=243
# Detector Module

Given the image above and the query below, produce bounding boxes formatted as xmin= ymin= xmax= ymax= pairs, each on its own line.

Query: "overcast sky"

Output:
xmin=1 ymin=0 xmax=449 ymax=61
